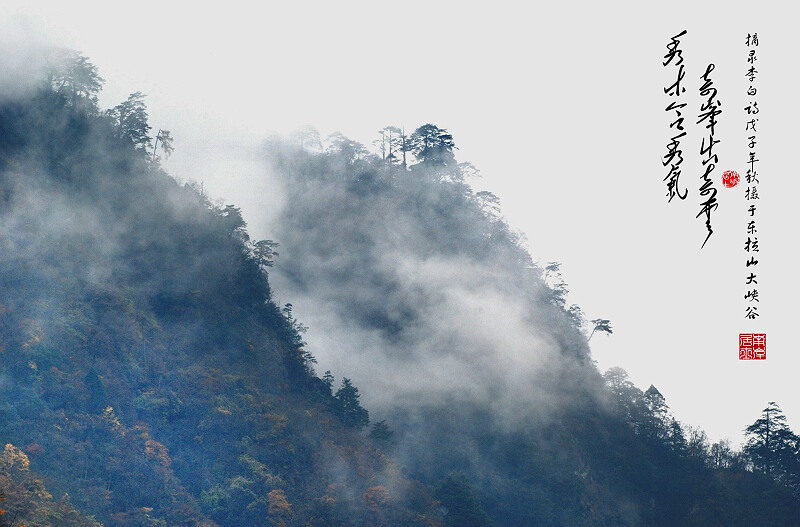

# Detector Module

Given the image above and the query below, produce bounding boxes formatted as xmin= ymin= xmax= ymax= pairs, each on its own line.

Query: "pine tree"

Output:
xmin=334 ymin=378 xmax=369 ymax=430
xmin=744 ymin=402 xmax=797 ymax=477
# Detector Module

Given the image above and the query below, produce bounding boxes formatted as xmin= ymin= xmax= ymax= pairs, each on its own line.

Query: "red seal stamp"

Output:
xmin=739 ymin=333 xmax=766 ymax=360
xmin=722 ymin=170 xmax=740 ymax=188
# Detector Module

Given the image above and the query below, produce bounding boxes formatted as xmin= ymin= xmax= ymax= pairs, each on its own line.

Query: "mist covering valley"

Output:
xmin=0 ymin=45 xmax=798 ymax=527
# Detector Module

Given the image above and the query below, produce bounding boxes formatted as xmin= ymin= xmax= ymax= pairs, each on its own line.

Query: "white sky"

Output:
xmin=3 ymin=1 xmax=797 ymax=445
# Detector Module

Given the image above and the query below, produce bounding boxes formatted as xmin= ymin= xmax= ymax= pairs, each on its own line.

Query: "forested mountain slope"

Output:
xmin=0 ymin=50 xmax=435 ymax=527
xmin=0 ymin=49 xmax=797 ymax=527
xmin=266 ymin=123 xmax=800 ymax=526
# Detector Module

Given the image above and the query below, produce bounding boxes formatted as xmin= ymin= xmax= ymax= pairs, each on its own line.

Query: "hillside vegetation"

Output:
xmin=0 ymin=49 xmax=797 ymax=526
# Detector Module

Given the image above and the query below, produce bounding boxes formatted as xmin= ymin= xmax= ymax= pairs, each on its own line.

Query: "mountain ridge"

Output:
xmin=0 ymin=49 xmax=798 ymax=527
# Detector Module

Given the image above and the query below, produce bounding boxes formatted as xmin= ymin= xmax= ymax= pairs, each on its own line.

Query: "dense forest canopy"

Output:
xmin=0 ymin=48 xmax=797 ymax=526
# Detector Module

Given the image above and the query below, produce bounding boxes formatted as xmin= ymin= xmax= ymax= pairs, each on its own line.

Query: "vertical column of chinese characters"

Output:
xmin=663 ymin=30 xmax=689 ymax=204
xmin=697 ymin=62 xmax=721 ymax=249
xmin=739 ymin=32 xmax=765 ymax=360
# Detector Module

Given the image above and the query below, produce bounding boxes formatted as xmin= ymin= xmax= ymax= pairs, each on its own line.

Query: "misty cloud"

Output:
xmin=263 ymin=137 xmax=600 ymax=431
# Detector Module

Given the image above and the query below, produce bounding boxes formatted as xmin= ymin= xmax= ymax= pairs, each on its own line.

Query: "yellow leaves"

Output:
xmin=362 ymin=485 xmax=391 ymax=512
xmin=27 ymin=477 xmax=53 ymax=502
xmin=0 ymin=443 xmax=31 ymax=475
xmin=226 ymin=476 xmax=254 ymax=496
xmin=318 ymin=484 xmax=341 ymax=507
xmin=238 ymin=455 xmax=268 ymax=479
xmin=144 ymin=439 xmax=171 ymax=468
xmin=261 ymin=413 xmax=288 ymax=438
xmin=138 ymin=505 xmax=169 ymax=527
xmin=238 ymin=455 xmax=284 ymax=488
xmin=267 ymin=489 xmax=292 ymax=516
xmin=0 ymin=448 xmax=96 ymax=527
xmin=102 ymin=406 xmax=123 ymax=432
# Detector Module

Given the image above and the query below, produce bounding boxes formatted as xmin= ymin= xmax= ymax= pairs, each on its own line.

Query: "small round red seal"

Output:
xmin=722 ymin=170 xmax=740 ymax=188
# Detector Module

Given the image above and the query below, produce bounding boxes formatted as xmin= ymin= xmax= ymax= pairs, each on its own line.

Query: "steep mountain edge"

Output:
xmin=0 ymin=70 xmax=437 ymax=526
xmin=265 ymin=129 xmax=800 ymax=526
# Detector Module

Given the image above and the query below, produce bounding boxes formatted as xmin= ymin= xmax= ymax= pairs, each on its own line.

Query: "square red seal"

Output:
xmin=739 ymin=333 xmax=766 ymax=360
